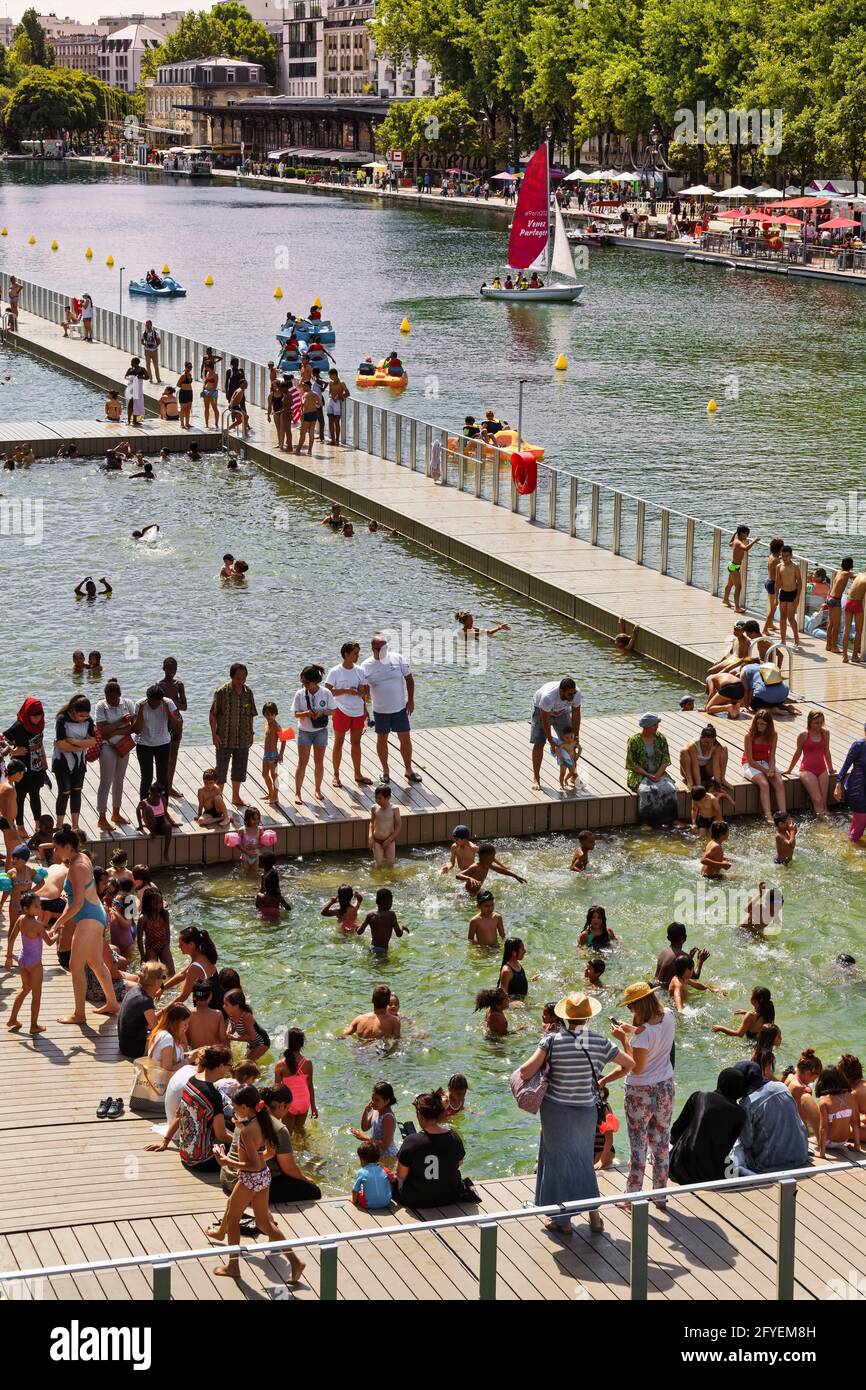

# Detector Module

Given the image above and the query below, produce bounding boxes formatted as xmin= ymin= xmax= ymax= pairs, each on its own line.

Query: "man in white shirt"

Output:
xmin=325 ymin=641 xmax=373 ymax=788
xmin=530 ymin=677 xmax=581 ymax=789
xmin=360 ymin=634 xmax=422 ymax=784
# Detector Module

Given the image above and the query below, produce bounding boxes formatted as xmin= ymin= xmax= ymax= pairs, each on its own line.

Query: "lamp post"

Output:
xmin=517 ymin=377 xmax=527 ymax=451
xmin=119 ymin=266 xmax=125 ymax=314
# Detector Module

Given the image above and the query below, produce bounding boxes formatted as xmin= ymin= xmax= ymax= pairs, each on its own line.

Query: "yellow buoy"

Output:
xmin=51 ymin=239 xmax=58 ymax=251
xmin=400 ymin=317 xmax=410 ymax=333
xmin=204 ymin=274 xmax=214 ymax=286
xmin=313 ymin=296 xmax=322 ymax=309
xmin=554 ymin=353 xmax=568 ymax=371
xmin=707 ymin=399 xmax=718 ymax=413
xmin=85 ymin=247 xmax=93 ymax=259
xmin=106 ymin=255 xmax=114 ymax=267
xmin=274 ymin=286 xmax=283 ymax=299
xmin=28 ymin=235 xmax=36 ymax=245
xmin=162 ymin=264 xmax=170 ymax=275
xmin=1 ymin=228 xmax=7 ymax=237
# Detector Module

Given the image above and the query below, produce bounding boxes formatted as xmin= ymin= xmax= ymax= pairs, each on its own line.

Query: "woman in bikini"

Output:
xmin=815 ymin=1066 xmax=861 ymax=1158
xmin=201 ymin=358 xmax=220 ymax=429
xmin=267 ymin=374 xmax=289 ymax=451
xmin=679 ymin=724 xmax=731 ymax=791
xmin=207 ymin=1084 xmax=306 ymax=1284
xmin=177 ymin=360 xmax=194 ymax=430
xmin=785 ymin=710 xmax=834 ymax=816
xmin=52 ymin=827 xmax=120 ymax=1024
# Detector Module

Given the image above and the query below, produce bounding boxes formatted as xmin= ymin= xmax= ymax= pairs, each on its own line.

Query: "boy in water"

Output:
xmin=219 ymin=554 xmax=236 ymax=579
xmin=584 ymin=957 xmax=606 ymax=988
xmin=842 ymin=569 xmax=866 ymax=664
xmin=690 ymin=780 xmax=733 ymax=831
xmin=774 ymin=811 xmax=797 ymax=864
xmin=826 ymin=558 xmax=854 ymax=653
xmin=195 ymin=768 xmax=230 ymax=828
xmin=613 ymin=616 xmax=639 ymax=652
xmin=775 ymin=544 xmax=802 ymax=648
xmin=701 ymin=820 xmax=731 ymax=878
xmin=569 ymin=829 xmax=595 ymax=872
xmin=456 ymin=842 xmax=527 ymax=896
xmin=467 ymin=889 xmax=505 ymax=945
xmin=261 ymin=701 xmax=285 ymax=803
xmin=722 ymin=525 xmax=761 ymax=613
xmin=440 ymin=824 xmax=477 ymax=874
xmin=369 ymin=784 xmax=400 ymax=865
xmin=75 ymin=575 xmax=112 ymax=600
xmin=357 ymin=887 xmax=408 ymax=957
xmin=737 ymin=881 xmax=783 ymax=934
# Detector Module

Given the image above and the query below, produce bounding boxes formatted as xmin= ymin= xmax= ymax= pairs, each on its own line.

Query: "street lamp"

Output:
xmin=119 ymin=266 xmax=125 ymax=314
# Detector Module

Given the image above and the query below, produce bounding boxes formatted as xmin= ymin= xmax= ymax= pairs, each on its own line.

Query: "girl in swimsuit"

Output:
xmin=321 ymin=883 xmax=362 ymax=932
xmin=52 ymin=828 xmax=119 ymax=1024
xmin=177 ymin=361 xmax=194 ymax=430
xmin=201 ymin=362 xmax=220 ymax=429
xmin=208 ymin=1086 xmax=305 ymax=1285
xmin=6 ymin=891 xmax=52 ymax=1033
xmin=163 ymin=925 xmax=221 ymax=1007
xmin=578 ymin=906 xmax=617 ymax=950
xmin=713 ymin=986 xmax=779 ymax=1043
xmin=815 ymin=1066 xmax=861 ymax=1158
xmin=786 ymin=710 xmax=834 ymax=816
xmin=223 ymin=988 xmax=269 ymax=1061
xmin=267 ymin=377 xmax=289 ymax=451
xmin=274 ymin=1027 xmax=318 ymax=1131
xmin=500 ymin=937 xmax=528 ymax=999
xmin=235 ymin=807 xmax=263 ymax=872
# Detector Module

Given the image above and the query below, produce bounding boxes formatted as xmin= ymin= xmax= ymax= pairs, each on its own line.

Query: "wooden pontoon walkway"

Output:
xmin=66 ymin=704 xmax=861 ymax=868
xmin=1 ymin=970 xmax=864 ymax=1302
xmin=0 ymin=416 xmax=220 ymax=458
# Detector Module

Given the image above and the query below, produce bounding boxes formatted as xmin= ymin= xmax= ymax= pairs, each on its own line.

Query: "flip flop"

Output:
xmin=406 ymin=772 xmax=423 ymax=783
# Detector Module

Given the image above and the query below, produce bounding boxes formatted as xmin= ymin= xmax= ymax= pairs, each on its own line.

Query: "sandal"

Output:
xmin=406 ymin=771 xmax=422 ymax=783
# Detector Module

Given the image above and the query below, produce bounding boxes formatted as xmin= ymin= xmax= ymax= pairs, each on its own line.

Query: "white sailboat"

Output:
xmin=481 ymin=143 xmax=583 ymax=303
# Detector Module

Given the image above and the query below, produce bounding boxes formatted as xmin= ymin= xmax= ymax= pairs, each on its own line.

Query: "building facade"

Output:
xmin=98 ymin=12 xmax=185 ymax=38
xmin=147 ymin=56 xmax=273 ymax=145
xmin=280 ymin=1 xmax=324 ymax=98
xmin=51 ymin=32 xmax=106 ymax=78
xmin=96 ymin=22 xmax=162 ymax=93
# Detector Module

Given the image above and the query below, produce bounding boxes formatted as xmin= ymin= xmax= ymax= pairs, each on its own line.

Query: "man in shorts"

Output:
xmin=530 ymin=677 xmax=582 ymax=789
xmin=325 ymin=641 xmax=372 ymax=788
xmin=209 ymin=663 xmax=257 ymax=807
xmin=141 ymin=319 xmax=161 ymax=384
xmin=360 ymin=635 xmax=422 ymax=785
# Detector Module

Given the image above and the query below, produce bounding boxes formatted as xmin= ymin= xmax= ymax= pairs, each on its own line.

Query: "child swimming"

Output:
xmin=236 ymin=807 xmax=264 ymax=872
xmin=456 ymin=842 xmax=526 ymax=896
xmin=356 ymin=887 xmax=407 ymax=957
xmin=321 ymin=884 xmax=363 ymax=933
xmin=255 ymin=853 xmax=291 ymax=917
xmin=700 ymin=820 xmax=731 ymax=878
xmin=467 ymin=889 xmax=505 ymax=946
xmin=773 ymin=811 xmax=797 ymax=864
xmin=440 ymin=824 xmax=477 ymax=874
xmin=475 ymin=986 xmax=509 ymax=1036
xmin=569 ymin=829 xmax=595 ymax=872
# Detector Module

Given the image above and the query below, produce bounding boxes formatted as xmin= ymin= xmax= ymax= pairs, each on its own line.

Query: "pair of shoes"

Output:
xmin=96 ymin=1097 xmax=124 ymax=1119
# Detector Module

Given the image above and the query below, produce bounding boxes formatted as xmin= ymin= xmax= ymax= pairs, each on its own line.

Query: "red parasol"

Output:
xmin=818 ymin=216 xmax=861 ymax=230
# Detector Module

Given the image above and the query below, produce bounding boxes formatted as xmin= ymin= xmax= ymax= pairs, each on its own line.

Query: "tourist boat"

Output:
xmin=566 ymin=225 xmax=611 ymax=248
xmin=162 ymin=147 xmax=213 ymax=177
xmin=128 ymin=275 xmax=187 ymax=298
xmin=355 ymin=359 xmax=408 ymax=390
xmin=481 ymin=143 xmax=583 ymax=303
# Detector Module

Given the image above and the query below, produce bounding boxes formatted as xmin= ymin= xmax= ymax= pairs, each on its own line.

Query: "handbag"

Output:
xmin=85 ymin=730 xmax=103 ymax=763
xmin=112 ymin=733 xmax=136 ymax=757
xmin=509 ymin=1053 xmax=550 ymax=1114
xmin=305 ymin=690 xmax=329 ymax=730
xmin=129 ymin=1054 xmax=170 ymax=1116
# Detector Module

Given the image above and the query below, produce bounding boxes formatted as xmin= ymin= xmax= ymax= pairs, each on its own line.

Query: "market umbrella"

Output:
xmin=770 ymin=215 xmax=804 ymax=228
xmin=490 ymin=170 xmax=520 ymax=180
xmin=679 ymin=183 xmax=716 ymax=196
xmin=716 ymin=207 xmax=756 ymax=219
xmin=752 ymin=186 xmax=784 ymax=199
xmin=818 ymin=216 xmax=861 ymax=230
xmin=715 ymin=185 xmax=755 ymax=199
xmin=564 ymin=169 xmax=591 ymax=182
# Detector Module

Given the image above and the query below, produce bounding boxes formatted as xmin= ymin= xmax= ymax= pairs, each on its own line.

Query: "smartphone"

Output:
xmin=609 ymin=1016 xmax=623 ymax=1027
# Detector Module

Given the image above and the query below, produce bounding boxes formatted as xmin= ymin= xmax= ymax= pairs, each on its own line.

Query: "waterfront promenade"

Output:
xmin=3 ymin=292 xmax=866 ymax=1303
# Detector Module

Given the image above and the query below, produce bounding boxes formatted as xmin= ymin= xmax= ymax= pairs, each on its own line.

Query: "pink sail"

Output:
xmin=507 ymin=143 xmax=550 ymax=271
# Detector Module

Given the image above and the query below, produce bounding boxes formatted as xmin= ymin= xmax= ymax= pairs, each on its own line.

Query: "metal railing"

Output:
xmin=1 ymin=271 xmax=839 ymax=629
xmin=0 ymin=1158 xmax=860 ymax=1301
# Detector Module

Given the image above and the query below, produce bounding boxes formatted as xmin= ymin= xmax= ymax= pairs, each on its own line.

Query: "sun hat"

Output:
xmin=639 ymin=713 xmax=660 ymax=728
xmin=620 ymin=981 xmax=661 ymax=1007
xmin=553 ymin=991 xmax=601 ymax=1021
xmin=759 ymin=664 xmax=783 ymax=685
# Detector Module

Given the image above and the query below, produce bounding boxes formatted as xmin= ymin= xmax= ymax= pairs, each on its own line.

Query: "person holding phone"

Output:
xmin=291 ymin=664 xmax=336 ymax=804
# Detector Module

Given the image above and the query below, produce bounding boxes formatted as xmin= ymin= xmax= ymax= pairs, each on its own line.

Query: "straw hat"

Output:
xmin=620 ymin=981 xmax=660 ymax=1007
xmin=553 ymin=991 xmax=601 ymax=1021
xmin=758 ymin=664 xmax=783 ymax=685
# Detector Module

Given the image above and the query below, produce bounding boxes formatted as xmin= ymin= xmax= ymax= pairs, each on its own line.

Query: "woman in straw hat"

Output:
xmin=613 ymin=982 xmax=676 ymax=1211
xmin=517 ymin=992 xmax=634 ymax=1235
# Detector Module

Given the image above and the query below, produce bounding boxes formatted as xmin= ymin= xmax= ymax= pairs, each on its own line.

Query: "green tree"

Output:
xmin=14 ymin=8 xmax=53 ymax=68
xmin=140 ymin=4 xmax=278 ymax=84
xmin=4 ymin=69 xmax=83 ymax=149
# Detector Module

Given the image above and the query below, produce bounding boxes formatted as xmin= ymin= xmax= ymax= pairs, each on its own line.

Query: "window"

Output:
xmin=226 ymin=68 xmax=235 ymax=81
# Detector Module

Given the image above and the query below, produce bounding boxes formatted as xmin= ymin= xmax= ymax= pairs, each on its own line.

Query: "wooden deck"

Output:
xmin=62 ymin=703 xmax=861 ymax=868
xmin=0 ymin=417 xmax=221 ymax=458
xmin=0 ymin=961 xmax=863 ymax=1302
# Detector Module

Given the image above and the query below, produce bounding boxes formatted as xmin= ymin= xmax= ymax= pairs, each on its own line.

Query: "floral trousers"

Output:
xmin=624 ymin=1079 xmax=675 ymax=1192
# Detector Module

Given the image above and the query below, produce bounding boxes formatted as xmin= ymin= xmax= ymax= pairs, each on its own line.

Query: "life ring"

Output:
xmin=511 ymin=450 xmax=537 ymax=495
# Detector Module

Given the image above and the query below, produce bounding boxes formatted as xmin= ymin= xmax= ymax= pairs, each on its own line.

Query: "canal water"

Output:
xmin=2 ymin=163 xmax=865 ymax=563
xmin=2 ymin=165 xmax=865 ymax=1190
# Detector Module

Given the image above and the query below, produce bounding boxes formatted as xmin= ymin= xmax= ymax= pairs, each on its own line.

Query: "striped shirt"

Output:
xmin=539 ymin=1027 xmax=618 ymax=1107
